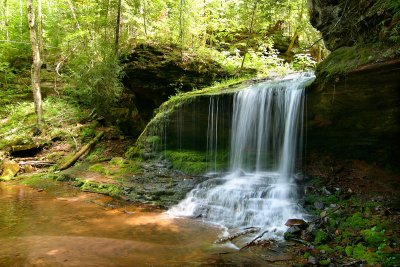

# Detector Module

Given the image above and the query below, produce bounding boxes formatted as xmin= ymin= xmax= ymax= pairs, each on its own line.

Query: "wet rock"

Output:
xmin=0 ymin=159 xmax=20 ymax=180
xmin=301 ymin=230 xmax=314 ymax=242
xmin=285 ymin=219 xmax=309 ymax=229
xmin=322 ymin=187 xmax=331 ymax=195
xmin=23 ymin=164 xmax=35 ymax=173
xmin=314 ymin=201 xmax=325 ymax=210
xmin=308 ymin=255 xmax=317 ymax=265
xmin=287 ymin=226 xmax=302 ymax=234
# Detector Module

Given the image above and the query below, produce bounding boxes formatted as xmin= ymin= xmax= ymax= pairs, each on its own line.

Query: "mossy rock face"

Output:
xmin=118 ymin=43 xmax=237 ymax=137
xmin=309 ymin=0 xmax=400 ymax=51
xmin=133 ymin=77 xmax=273 ymax=174
xmin=307 ymin=59 xmax=400 ymax=171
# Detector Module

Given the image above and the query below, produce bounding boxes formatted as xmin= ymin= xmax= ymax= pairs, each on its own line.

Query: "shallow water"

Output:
xmin=0 ymin=182 xmax=298 ymax=266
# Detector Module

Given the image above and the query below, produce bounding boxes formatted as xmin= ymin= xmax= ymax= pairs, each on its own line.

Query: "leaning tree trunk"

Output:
xmin=27 ymin=0 xmax=43 ymax=125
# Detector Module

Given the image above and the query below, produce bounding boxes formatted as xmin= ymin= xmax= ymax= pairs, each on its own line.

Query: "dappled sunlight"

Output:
xmin=0 ymin=184 xmax=226 ymax=266
xmin=123 ymin=213 xmax=180 ymax=232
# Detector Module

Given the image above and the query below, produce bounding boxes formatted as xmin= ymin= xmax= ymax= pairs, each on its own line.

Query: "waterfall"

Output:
xmin=168 ymin=73 xmax=315 ymax=239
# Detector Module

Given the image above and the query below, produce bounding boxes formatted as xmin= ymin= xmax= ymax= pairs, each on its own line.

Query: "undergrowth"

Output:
xmin=300 ymin=177 xmax=400 ymax=266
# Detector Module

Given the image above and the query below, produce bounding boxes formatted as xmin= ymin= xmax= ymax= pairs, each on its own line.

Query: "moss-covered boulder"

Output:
xmin=0 ymin=159 xmax=20 ymax=181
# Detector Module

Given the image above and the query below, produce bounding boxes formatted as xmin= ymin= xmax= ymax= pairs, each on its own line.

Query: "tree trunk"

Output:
xmin=240 ymin=0 xmax=258 ymax=72
xmin=4 ymin=0 xmax=9 ymax=40
xmin=19 ymin=0 xmax=23 ymax=40
xmin=27 ymin=0 xmax=43 ymax=125
xmin=115 ymin=0 xmax=122 ymax=54
xmin=284 ymin=29 xmax=298 ymax=56
xmin=58 ymin=131 xmax=105 ymax=171
xmin=142 ymin=0 xmax=147 ymax=38
xmin=179 ymin=0 xmax=185 ymax=60
xmin=104 ymin=0 xmax=110 ymax=43
xmin=67 ymin=0 xmax=81 ymax=30
xmin=38 ymin=0 xmax=45 ymax=66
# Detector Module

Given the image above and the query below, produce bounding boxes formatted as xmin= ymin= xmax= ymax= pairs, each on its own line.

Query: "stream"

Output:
xmin=0 ymin=181 xmax=300 ymax=266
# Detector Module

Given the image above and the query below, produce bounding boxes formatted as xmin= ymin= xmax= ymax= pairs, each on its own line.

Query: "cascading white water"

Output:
xmin=168 ymin=73 xmax=315 ymax=239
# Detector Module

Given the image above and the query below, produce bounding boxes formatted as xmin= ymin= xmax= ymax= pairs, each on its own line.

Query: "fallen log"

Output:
xmin=58 ymin=131 xmax=104 ymax=171
xmin=215 ymin=227 xmax=260 ymax=244
xmin=240 ymin=230 xmax=269 ymax=251
xmin=18 ymin=160 xmax=55 ymax=167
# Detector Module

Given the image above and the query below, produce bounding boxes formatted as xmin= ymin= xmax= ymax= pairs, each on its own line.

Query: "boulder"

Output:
xmin=285 ymin=218 xmax=309 ymax=229
xmin=0 ymin=159 xmax=20 ymax=181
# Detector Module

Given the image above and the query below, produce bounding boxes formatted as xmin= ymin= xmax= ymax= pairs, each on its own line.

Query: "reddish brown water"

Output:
xmin=0 ymin=182 xmax=296 ymax=266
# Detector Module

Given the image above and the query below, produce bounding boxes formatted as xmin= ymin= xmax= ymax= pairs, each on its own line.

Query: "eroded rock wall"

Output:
xmin=307 ymin=0 xmax=400 ymax=172
xmin=308 ymin=0 xmax=399 ymax=50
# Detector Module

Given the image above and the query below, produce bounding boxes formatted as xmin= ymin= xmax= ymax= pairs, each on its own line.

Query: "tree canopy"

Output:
xmin=0 ymin=0 xmax=324 ymax=124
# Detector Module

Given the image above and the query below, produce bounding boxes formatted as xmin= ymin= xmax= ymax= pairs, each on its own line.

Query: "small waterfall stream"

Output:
xmin=168 ymin=73 xmax=315 ymax=239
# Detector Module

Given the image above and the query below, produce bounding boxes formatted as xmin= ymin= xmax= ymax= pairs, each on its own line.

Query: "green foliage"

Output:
xmin=318 ymin=259 xmax=331 ymax=266
xmin=387 ymin=0 xmax=400 ymax=42
xmin=81 ymin=125 xmax=96 ymax=142
xmin=314 ymin=229 xmax=329 ymax=245
xmin=66 ymin=51 xmax=124 ymax=113
xmin=305 ymin=177 xmax=400 ymax=267
xmin=77 ymin=179 xmax=122 ymax=197
xmin=361 ymin=226 xmax=386 ymax=247
xmin=343 ymin=212 xmax=369 ymax=230
xmin=350 ymin=243 xmax=382 ymax=264
xmin=345 ymin=245 xmax=353 ymax=257
xmin=292 ymin=53 xmax=317 ymax=71
xmin=85 ymin=145 xmax=106 ymax=162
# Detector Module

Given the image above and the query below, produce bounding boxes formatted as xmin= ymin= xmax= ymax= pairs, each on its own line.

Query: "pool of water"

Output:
xmin=0 ymin=182 xmax=297 ymax=266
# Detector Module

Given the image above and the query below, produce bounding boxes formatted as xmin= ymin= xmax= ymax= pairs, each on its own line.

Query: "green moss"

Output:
xmin=335 ymin=245 xmax=345 ymax=254
xmin=314 ymin=229 xmax=329 ymax=245
xmin=343 ymin=212 xmax=369 ymax=230
xmin=284 ymin=231 xmax=295 ymax=240
xmin=352 ymin=243 xmax=382 ymax=264
xmin=164 ymin=150 xmax=207 ymax=175
xmin=345 ymin=246 xmax=353 ymax=257
xmin=109 ymin=157 xmax=127 ymax=167
xmin=319 ymin=259 xmax=331 ymax=266
xmin=80 ymin=125 xmax=96 ymax=141
xmin=124 ymin=161 xmax=142 ymax=174
xmin=316 ymin=245 xmax=334 ymax=253
xmin=18 ymin=173 xmax=59 ymax=189
xmin=85 ymin=145 xmax=106 ymax=162
xmin=361 ymin=226 xmax=386 ymax=247
xmin=144 ymin=135 xmax=160 ymax=145
xmin=78 ymin=179 xmax=122 ymax=197
xmin=87 ymin=159 xmax=141 ymax=178
xmin=317 ymin=43 xmax=400 ymax=82
xmin=88 ymin=163 xmax=106 ymax=173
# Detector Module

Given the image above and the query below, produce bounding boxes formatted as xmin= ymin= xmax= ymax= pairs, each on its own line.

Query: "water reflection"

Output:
xmin=0 ymin=182 xmax=297 ymax=266
xmin=0 ymin=183 xmax=220 ymax=266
